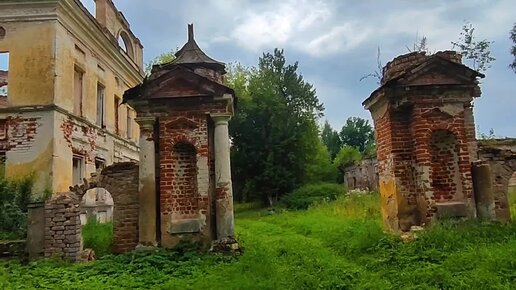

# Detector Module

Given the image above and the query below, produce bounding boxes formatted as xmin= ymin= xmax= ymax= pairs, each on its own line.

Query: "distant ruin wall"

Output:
xmin=342 ymin=158 xmax=379 ymax=191
xmin=477 ymin=139 xmax=516 ymax=221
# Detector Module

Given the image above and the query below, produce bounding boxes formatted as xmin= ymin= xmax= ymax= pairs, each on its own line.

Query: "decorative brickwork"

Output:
xmin=125 ymin=24 xmax=237 ymax=249
xmin=44 ymin=192 xmax=82 ymax=261
xmin=364 ymin=51 xmax=483 ymax=232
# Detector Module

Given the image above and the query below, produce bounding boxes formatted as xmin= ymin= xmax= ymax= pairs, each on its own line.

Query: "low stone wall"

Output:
xmin=0 ymin=240 xmax=25 ymax=258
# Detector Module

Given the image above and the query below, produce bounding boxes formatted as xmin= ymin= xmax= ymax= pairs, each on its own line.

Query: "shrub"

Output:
xmin=281 ymin=183 xmax=345 ymax=209
xmin=0 ymin=176 xmax=34 ymax=239
xmin=82 ymin=216 xmax=113 ymax=257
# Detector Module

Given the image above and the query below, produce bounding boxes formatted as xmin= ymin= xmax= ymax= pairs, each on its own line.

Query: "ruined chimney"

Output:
xmin=94 ymin=0 xmax=109 ymax=28
xmin=188 ymin=24 xmax=194 ymax=42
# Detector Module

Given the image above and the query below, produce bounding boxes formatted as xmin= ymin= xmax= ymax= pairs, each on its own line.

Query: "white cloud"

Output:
xmin=230 ymin=0 xmax=331 ymax=52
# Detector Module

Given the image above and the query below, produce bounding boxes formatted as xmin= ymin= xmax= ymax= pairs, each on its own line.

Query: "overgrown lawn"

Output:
xmin=1 ymin=194 xmax=515 ymax=289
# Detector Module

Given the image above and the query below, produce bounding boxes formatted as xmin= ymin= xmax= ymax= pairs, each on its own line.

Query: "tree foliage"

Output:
xmin=339 ymin=117 xmax=374 ymax=154
xmin=145 ymin=49 xmax=177 ymax=74
xmin=332 ymin=146 xmax=362 ymax=170
xmin=228 ymin=49 xmax=325 ymax=205
xmin=510 ymin=22 xmax=516 ymax=74
xmin=321 ymin=120 xmax=342 ymax=159
xmin=451 ymin=21 xmax=495 ymax=72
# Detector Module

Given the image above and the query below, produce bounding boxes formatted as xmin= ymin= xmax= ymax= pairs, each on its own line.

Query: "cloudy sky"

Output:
xmin=83 ymin=0 xmax=516 ymax=136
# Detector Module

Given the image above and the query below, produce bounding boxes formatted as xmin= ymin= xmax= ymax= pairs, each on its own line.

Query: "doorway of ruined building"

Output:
xmin=429 ymin=130 xmax=463 ymax=202
xmin=80 ymin=187 xmax=114 ymax=256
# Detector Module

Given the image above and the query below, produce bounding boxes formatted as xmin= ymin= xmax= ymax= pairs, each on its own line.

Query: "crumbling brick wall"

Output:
xmin=364 ymin=51 xmax=482 ymax=232
xmin=44 ymin=192 xmax=81 ymax=261
xmin=158 ymin=112 xmax=212 ymax=247
xmin=69 ymin=162 xmax=139 ymax=253
xmin=477 ymin=139 xmax=516 ymax=221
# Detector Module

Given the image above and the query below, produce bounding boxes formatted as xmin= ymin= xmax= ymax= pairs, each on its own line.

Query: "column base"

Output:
xmin=210 ymin=237 xmax=241 ymax=254
xmin=135 ymin=242 xmax=158 ymax=251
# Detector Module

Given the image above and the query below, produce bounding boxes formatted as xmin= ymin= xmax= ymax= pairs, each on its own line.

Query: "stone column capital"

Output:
xmin=210 ymin=114 xmax=232 ymax=126
xmin=135 ymin=116 xmax=156 ymax=129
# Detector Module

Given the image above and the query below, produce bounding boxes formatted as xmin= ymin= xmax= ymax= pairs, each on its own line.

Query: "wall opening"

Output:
xmin=73 ymin=66 xmax=84 ymax=116
xmin=114 ymin=96 xmax=120 ymax=135
xmin=0 ymin=52 xmax=9 ymax=105
xmin=118 ymin=31 xmax=134 ymax=59
xmin=96 ymin=83 xmax=105 ymax=127
xmin=172 ymin=142 xmax=198 ymax=216
xmin=80 ymin=187 xmax=114 ymax=257
xmin=72 ymin=155 xmax=85 ymax=185
xmin=126 ymin=106 xmax=133 ymax=139
xmin=80 ymin=187 xmax=114 ymax=225
xmin=429 ymin=130 xmax=462 ymax=202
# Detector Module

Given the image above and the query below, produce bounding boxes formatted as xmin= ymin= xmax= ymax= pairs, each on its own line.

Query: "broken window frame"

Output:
xmin=126 ymin=106 xmax=132 ymax=140
xmin=96 ymin=82 xmax=106 ymax=128
xmin=72 ymin=155 xmax=85 ymax=185
xmin=0 ymin=51 xmax=9 ymax=98
xmin=73 ymin=66 xmax=84 ymax=116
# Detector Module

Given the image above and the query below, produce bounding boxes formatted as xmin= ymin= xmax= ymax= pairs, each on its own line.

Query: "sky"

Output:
xmin=82 ymin=0 xmax=516 ymax=137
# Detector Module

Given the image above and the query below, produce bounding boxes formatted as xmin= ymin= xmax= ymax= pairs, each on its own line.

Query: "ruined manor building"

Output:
xmin=0 ymin=0 xmax=144 ymax=193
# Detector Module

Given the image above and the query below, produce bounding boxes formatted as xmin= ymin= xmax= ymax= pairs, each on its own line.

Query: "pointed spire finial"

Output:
xmin=188 ymin=23 xmax=194 ymax=42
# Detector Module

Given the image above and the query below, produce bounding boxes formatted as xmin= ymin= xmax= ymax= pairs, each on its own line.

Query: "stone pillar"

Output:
xmin=472 ymin=161 xmax=496 ymax=220
xmin=27 ymin=202 xmax=45 ymax=260
xmin=135 ymin=117 xmax=157 ymax=247
xmin=211 ymin=114 xmax=235 ymax=239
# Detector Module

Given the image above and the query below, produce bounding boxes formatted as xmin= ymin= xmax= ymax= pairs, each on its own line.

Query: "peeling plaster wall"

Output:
xmin=0 ymin=111 xmax=54 ymax=194
xmin=0 ymin=21 xmax=55 ymax=107
xmin=0 ymin=1 xmax=143 ymax=194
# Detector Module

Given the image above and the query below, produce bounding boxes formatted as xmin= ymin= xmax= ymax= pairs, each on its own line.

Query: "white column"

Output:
xmin=135 ymin=116 xmax=157 ymax=247
xmin=211 ymin=114 xmax=235 ymax=239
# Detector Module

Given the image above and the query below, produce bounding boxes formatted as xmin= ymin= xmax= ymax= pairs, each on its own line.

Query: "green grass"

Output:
xmin=1 ymin=194 xmax=515 ymax=289
xmin=82 ymin=216 xmax=113 ymax=258
xmin=509 ymin=186 xmax=516 ymax=221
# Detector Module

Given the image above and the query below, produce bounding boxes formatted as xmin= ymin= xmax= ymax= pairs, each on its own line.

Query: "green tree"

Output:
xmin=304 ymin=138 xmax=338 ymax=184
xmin=321 ymin=120 xmax=342 ymax=159
xmin=339 ymin=117 xmax=374 ymax=154
xmin=451 ymin=21 xmax=495 ymax=72
xmin=510 ymin=22 xmax=516 ymax=74
xmin=228 ymin=49 xmax=324 ymax=205
xmin=332 ymin=145 xmax=362 ymax=183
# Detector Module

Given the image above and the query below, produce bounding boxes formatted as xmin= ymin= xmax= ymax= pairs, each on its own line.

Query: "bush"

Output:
xmin=281 ymin=183 xmax=345 ymax=209
xmin=0 ymin=176 xmax=34 ymax=239
xmin=82 ymin=216 xmax=113 ymax=257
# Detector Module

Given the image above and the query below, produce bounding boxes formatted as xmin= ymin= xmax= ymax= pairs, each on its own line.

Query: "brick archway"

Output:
xmin=70 ymin=162 xmax=139 ymax=253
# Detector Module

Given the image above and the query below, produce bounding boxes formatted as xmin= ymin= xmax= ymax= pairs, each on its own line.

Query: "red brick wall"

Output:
xmin=429 ymin=130 xmax=461 ymax=202
xmin=170 ymin=142 xmax=199 ymax=217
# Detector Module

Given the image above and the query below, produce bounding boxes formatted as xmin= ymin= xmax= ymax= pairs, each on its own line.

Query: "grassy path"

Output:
xmin=1 ymin=194 xmax=515 ymax=289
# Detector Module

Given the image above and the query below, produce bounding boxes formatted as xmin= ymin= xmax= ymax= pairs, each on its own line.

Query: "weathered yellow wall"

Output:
xmin=0 ymin=21 xmax=56 ymax=106
xmin=53 ymin=21 xmax=139 ymax=142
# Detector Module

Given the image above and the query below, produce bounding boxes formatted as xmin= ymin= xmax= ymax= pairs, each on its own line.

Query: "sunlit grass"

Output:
xmin=2 ymin=192 xmax=515 ymax=289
